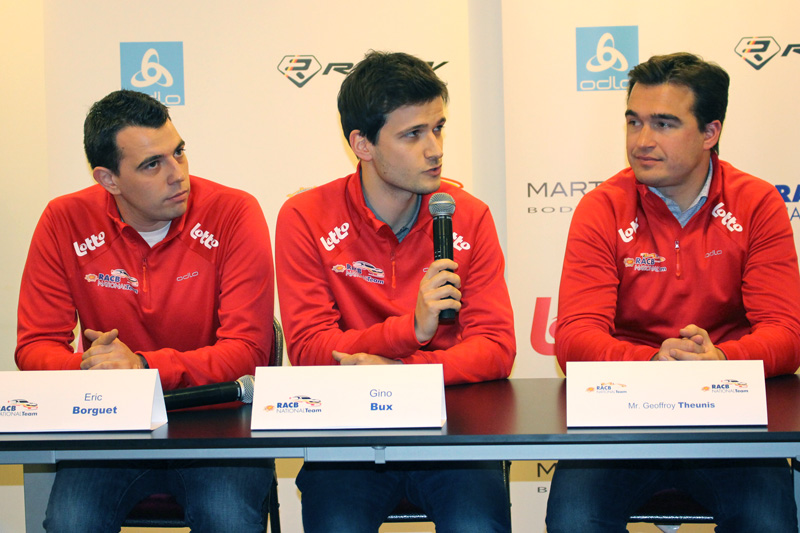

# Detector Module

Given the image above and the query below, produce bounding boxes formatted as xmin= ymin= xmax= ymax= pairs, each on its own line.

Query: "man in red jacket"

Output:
xmin=16 ymin=90 xmax=275 ymax=532
xmin=276 ymin=51 xmax=515 ymax=532
xmin=546 ymin=53 xmax=800 ymax=532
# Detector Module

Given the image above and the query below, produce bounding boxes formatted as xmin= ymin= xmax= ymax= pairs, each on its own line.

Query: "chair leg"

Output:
xmin=793 ymin=457 xmax=800 ymax=531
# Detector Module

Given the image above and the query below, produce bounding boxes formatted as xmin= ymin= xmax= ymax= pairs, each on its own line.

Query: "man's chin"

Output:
xmin=167 ymin=204 xmax=188 ymax=221
xmin=632 ymin=168 xmax=663 ymax=186
xmin=417 ymin=177 xmax=442 ymax=195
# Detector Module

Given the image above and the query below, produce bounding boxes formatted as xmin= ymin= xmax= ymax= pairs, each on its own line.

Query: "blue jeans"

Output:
xmin=43 ymin=459 xmax=273 ymax=533
xmin=545 ymin=459 xmax=796 ymax=532
xmin=296 ymin=461 xmax=511 ymax=533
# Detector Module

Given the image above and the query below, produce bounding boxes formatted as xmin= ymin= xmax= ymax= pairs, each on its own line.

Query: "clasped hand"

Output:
xmin=654 ymin=324 xmax=726 ymax=362
xmin=80 ymin=328 xmax=146 ymax=370
xmin=332 ymin=351 xmax=400 ymax=365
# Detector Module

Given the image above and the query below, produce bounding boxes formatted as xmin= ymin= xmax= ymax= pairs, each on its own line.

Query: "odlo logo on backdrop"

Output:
xmin=120 ymin=42 xmax=185 ymax=105
xmin=576 ymin=26 xmax=638 ymax=91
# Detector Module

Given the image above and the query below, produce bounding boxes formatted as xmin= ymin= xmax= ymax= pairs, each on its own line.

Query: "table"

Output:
xmin=4 ymin=376 xmax=800 ymax=531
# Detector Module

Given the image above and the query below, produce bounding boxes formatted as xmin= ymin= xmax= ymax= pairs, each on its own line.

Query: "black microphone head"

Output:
xmin=429 ymin=193 xmax=455 ymax=217
xmin=237 ymin=375 xmax=255 ymax=404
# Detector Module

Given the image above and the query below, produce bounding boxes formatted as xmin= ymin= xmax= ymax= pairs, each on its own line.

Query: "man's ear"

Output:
xmin=349 ymin=130 xmax=373 ymax=162
xmin=702 ymin=120 xmax=722 ymax=151
xmin=92 ymin=166 xmax=120 ymax=196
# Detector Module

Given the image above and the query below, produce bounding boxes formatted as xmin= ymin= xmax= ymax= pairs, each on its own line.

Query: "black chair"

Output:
xmin=628 ymin=489 xmax=714 ymax=532
xmin=122 ymin=317 xmax=284 ymax=532
xmin=384 ymin=461 xmax=512 ymax=525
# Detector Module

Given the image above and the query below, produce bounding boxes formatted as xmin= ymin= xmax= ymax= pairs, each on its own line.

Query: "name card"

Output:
xmin=0 ymin=370 xmax=167 ymax=432
xmin=251 ymin=364 xmax=446 ymax=430
xmin=566 ymin=360 xmax=767 ymax=427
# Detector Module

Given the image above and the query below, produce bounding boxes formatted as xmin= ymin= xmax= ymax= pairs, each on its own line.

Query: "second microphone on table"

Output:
xmin=163 ymin=375 xmax=255 ymax=411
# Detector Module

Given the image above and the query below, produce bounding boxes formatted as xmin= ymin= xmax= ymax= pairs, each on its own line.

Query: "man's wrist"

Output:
xmin=138 ymin=355 xmax=149 ymax=369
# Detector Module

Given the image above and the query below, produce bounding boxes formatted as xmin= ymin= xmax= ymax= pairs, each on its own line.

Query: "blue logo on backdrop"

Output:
xmin=120 ymin=42 xmax=185 ymax=105
xmin=576 ymin=26 xmax=638 ymax=91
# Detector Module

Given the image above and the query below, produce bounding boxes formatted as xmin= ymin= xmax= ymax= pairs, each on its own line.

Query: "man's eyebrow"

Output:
xmin=652 ymin=113 xmax=681 ymax=122
xmin=400 ymin=117 xmax=447 ymax=134
xmin=136 ymin=154 xmax=162 ymax=170
xmin=136 ymin=140 xmax=185 ymax=170
xmin=624 ymin=110 xmax=682 ymax=123
xmin=401 ymin=123 xmax=427 ymax=133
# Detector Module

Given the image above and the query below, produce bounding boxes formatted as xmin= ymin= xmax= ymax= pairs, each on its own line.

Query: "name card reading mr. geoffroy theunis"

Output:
xmin=0 ymin=369 xmax=167 ymax=432
xmin=251 ymin=364 xmax=446 ymax=430
xmin=566 ymin=360 xmax=767 ymax=427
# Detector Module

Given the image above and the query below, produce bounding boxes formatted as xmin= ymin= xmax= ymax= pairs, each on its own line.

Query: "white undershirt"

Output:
xmin=137 ymin=222 xmax=171 ymax=247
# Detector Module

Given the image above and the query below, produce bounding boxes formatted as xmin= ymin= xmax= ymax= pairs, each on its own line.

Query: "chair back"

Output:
xmin=271 ymin=316 xmax=284 ymax=367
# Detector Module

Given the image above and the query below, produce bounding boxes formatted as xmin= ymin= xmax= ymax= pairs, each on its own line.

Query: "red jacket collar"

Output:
xmin=103 ymin=177 xmax=192 ymax=241
xmin=346 ymin=163 xmax=436 ymax=237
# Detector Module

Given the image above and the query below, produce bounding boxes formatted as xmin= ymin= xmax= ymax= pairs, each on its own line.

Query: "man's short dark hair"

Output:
xmin=84 ymin=90 xmax=171 ymax=173
xmin=628 ymin=52 xmax=729 ymax=153
xmin=338 ymin=51 xmax=449 ymax=145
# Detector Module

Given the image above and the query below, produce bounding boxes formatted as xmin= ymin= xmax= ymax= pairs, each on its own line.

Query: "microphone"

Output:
xmin=163 ymin=375 xmax=255 ymax=411
xmin=428 ymin=192 xmax=457 ymax=324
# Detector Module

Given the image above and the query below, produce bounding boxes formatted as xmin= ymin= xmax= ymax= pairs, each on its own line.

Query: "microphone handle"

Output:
xmin=163 ymin=381 xmax=242 ymax=411
xmin=432 ymin=215 xmax=457 ymax=324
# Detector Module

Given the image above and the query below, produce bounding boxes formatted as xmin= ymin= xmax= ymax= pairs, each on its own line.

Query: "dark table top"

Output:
xmin=3 ymin=376 xmax=800 ymax=457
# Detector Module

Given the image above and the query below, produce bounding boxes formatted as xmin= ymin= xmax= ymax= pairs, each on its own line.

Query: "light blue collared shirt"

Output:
xmin=363 ymin=186 xmax=421 ymax=243
xmin=648 ymin=159 xmax=713 ymax=227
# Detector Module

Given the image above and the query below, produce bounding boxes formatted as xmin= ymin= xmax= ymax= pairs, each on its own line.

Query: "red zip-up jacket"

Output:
xmin=556 ymin=154 xmax=800 ymax=377
xmin=16 ymin=177 xmax=274 ymax=390
xmin=275 ymin=168 xmax=516 ymax=385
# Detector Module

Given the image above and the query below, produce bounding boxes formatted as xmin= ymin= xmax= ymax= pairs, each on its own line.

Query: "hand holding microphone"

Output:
xmin=413 ymin=194 xmax=462 ymax=344
xmin=429 ymin=193 xmax=458 ymax=323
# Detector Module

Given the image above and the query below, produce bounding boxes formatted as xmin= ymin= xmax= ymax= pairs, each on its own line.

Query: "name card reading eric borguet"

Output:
xmin=0 ymin=369 xmax=167 ymax=432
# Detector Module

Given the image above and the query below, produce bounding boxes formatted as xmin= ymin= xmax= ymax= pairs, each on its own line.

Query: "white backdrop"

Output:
xmin=1 ymin=0 xmax=798 ymax=531
xmin=503 ymin=0 xmax=800 ymax=379
xmin=38 ymin=0 xmax=474 ymax=243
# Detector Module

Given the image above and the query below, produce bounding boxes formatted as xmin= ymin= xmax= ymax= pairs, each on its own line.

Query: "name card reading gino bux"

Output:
xmin=566 ymin=360 xmax=767 ymax=428
xmin=0 ymin=369 xmax=167 ymax=432
xmin=251 ymin=364 xmax=446 ymax=430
